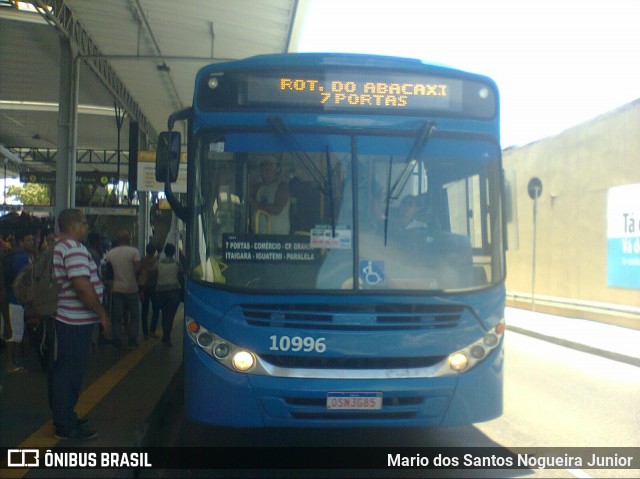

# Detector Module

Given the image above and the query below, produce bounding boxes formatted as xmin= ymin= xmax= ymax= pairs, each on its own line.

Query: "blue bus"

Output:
xmin=156 ymin=53 xmax=505 ymax=427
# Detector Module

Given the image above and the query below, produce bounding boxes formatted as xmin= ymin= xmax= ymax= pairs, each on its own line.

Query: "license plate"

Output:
xmin=326 ymin=392 xmax=383 ymax=410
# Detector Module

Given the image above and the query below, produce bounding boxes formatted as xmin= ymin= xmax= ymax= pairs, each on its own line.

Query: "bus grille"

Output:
xmin=239 ymin=303 xmax=464 ymax=331
xmin=260 ymin=355 xmax=446 ymax=369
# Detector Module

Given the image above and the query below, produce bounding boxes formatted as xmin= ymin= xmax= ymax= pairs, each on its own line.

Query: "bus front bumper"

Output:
xmin=183 ymin=341 xmax=503 ymax=428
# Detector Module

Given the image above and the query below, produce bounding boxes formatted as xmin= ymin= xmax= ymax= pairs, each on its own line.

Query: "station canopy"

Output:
xmin=0 ymin=0 xmax=302 ymax=176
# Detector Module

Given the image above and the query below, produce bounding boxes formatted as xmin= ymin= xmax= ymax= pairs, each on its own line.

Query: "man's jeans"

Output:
xmin=110 ymin=292 xmax=140 ymax=346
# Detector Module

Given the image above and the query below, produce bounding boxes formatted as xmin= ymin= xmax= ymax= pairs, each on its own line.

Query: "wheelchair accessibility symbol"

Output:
xmin=359 ymin=260 xmax=384 ymax=286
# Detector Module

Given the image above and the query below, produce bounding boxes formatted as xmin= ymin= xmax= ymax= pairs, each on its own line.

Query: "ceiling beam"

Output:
xmin=130 ymin=0 xmax=184 ymax=110
xmin=29 ymin=0 xmax=157 ymax=143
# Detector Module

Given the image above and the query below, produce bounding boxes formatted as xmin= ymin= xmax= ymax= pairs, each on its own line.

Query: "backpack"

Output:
xmin=13 ymin=245 xmax=59 ymax=317
xmin=102 ymin=261 xmax=114 ymax=281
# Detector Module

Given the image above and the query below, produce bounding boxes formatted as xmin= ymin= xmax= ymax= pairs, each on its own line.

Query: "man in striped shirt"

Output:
xmin=51 ymin=208 xmax=111 ymax=441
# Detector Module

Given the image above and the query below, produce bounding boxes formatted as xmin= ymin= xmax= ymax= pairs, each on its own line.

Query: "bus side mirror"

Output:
xmin=156 ymin=131 xmax=181 ymax=182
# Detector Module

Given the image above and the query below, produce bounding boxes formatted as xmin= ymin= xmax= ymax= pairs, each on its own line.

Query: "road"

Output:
xmin=147 ymin=330 xmax=640 ymax=478
xmin=478 ymin=331 xmax=640 ymax=448
xmin=476 ymin=331 xmax=640 ymax=478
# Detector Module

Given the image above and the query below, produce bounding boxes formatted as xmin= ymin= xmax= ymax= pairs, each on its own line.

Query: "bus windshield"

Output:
xmin=188 ymin=125 xmax=503 ymax=292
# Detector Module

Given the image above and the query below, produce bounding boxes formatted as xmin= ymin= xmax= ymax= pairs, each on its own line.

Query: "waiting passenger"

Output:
xmin=248 ymin=157 xmax=291 ymax=234
xmin=51 ymin=208 xmax=110 ymax=440
xmin=4 ymin=231 xmax=36 ymax=373
xmin=104 ymin=230 xmax=141 ymax=349
xmin=138 ymin=242 xmax=159 ymax=341
xmin=154 ymin=243 xmax=183 ymax=347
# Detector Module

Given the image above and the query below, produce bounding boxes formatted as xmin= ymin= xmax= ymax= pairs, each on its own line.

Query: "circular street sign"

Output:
xmin=527 ymin=177 xmax=543 ymax=200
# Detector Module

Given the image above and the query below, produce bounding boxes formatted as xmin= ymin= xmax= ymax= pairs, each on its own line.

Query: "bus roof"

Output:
xmin=197 ymin=53 xmax=496 ymax=86
xmin=192 ymin=53 xmax=498 ymax=122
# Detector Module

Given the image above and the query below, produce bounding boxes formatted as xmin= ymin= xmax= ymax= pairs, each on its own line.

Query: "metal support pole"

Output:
xmin=527 ymin=177 xmax=542 ymax=313
xmin=70 ymin=54 xmax=80 ymax=208
xmin=114 ymin=103 xmax=126 ymax=202
xmin=137 ymin=132 xmax=149 ymax=254
xmin=531 ymin=192 xmax=538 ymax=311
xmin=55 ymin=36 xmax=75 ymax=218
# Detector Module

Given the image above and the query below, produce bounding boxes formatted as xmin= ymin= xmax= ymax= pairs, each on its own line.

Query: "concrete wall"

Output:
xmin=503 ymin=99 xmax=640 ymax=324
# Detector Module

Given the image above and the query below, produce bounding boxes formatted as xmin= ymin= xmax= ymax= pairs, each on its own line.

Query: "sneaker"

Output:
xmin=128 ymin=342 xmax=139 ymax=349
xmin=53 ymin=418 xmax=88 ymax=431
xmin=7 ymin=366 xmax=26 ymax=373
xmin=55 ymin=427 xmax=98 ymax=441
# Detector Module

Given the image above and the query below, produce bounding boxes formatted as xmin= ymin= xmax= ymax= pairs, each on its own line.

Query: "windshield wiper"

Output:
xmin=383 ymin=154 xmax=394 ymax=245
xmin=325 ymin=145 xmax=336 ymax=237
xmin=268 ymin=116 xmax=338 ymax=237
xmin=390 ymin=122 xmax=436 ymax=200
xmin=267 ymin=116 xmax=329 ymax=194
xmin=384 ymin=122 xmax=436 ymax=245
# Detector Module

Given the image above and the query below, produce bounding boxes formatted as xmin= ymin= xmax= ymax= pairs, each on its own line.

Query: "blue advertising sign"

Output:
xmin=607 ymin=183 xmax=640 ymax=289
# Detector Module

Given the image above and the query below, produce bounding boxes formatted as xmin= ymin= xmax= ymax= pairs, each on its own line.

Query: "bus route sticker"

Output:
xmin=310 ymin=226 xmax=352 ymax=249
xmin=326 ymin=392 xmax=383 ymax=410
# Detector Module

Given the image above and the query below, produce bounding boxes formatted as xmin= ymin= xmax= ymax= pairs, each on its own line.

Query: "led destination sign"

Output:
xmin=200 ymin=69 xmax=496 ymax=118
xmin=274 ymin=77 xmax=453 ymax=109
xmin=246 ymin=73 xmax=463 ymax=112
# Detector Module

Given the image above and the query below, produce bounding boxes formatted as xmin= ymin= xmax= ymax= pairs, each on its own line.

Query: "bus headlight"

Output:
xmin=449 ymin=352 xmax=468 ymax=371
xmin=470 ymin=344 xmax=486 ymax=359
xmin=444 ymin=320 xmax=504 ymax=375
xmin=214 ymin=343 xmax=230 ymax=359
xmin=232 ymin=351 xmax=255 ymax=372
xmin=197 ymin=331 xmax=215 ymax=348
xmin=185 ymin=317 xmax=256 ymax=373
xmin=483 ymin=333 xmax=498 ymax=348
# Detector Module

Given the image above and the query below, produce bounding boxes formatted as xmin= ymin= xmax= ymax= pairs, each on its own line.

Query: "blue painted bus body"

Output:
xmin=183 ymin=281 xmax=504 ymax=427
xmin=170 ymin=53 xmax=505 ymax=427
